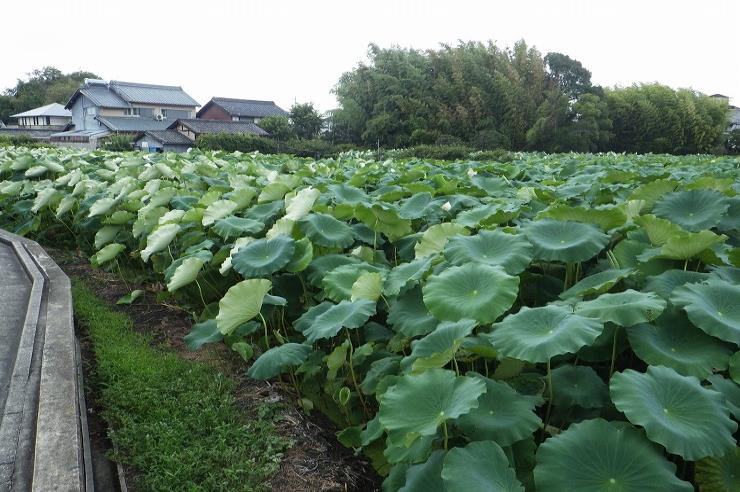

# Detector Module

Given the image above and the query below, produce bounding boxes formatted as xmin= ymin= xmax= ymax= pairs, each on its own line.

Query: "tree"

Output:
xmin=0 ymin=67 xmax=99 ymax=123
xmin=259 ymin=115 xmax=294 ymax=140
xmin=289 ymin=103 xmax=324 ymax=140
xmin=544 ymin=52 xmax=593 ymax=100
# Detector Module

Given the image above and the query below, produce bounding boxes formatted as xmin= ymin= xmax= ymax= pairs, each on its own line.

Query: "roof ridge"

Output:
xmin=110 ymin=80 xmax=185 ymax=91
xmin=212 ymin=97 xmax=277 ymax=104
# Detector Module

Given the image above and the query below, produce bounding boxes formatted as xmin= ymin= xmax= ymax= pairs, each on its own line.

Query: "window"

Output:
xmin=124 ymin=108 xmax=140 ymax=116
xmin=160 ymin=109 xmax=168 ymax=118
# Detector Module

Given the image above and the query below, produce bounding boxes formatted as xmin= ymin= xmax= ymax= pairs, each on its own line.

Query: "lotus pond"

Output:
xmin=1 ymin=148 xmax=739 ymax=491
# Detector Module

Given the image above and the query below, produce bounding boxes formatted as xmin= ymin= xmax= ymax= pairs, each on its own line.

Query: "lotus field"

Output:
xmin=1 ymin=147 xmax=740 ymax=490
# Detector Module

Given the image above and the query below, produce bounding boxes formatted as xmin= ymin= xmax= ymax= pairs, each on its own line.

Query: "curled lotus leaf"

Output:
xmin=574 ymin=290 xmax=666 ymax=327
xmin=297 ymin=213 xmax=355 ymax=248
xmin=231 ymin=236 xmax=295 ymax=277
xmin=671 ymin=279 xmax=740 ymax=345
xmin=560 ymin=268 xmax=634 ymax=299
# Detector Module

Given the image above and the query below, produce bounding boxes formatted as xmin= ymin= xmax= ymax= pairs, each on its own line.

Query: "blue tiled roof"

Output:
xmin=96 ymin=116 xmax=170 ymax=132
xmin=199 ymin=98 xmax=287 ymax=118
xmin=110 ymin=81 xmax=199 ymax=107
xmin=172 ymin=118 xmax=269 ymax=136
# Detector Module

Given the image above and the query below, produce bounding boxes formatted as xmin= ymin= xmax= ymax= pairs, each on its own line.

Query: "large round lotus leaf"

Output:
xmin=671 ymin=279 xmax=740 ymax=345
xmin=708 ymin=375 xmax=740 ymax=420
xmin=388 ymin=286 xmax=440 ymax=337
xmin=536 ymin=205 xmax=628 ymax=231
xmin=327 ymin=183 xmax=370 ymax=206
xmin=453 ymin=202 xmax=520 ymax=228
xmin=383 ymin=256 xmax=434 ymax=296
xmin=398 ymin=192 xmax=433 ymax=220
xmin=246 ymin=343 xmax=312 ymax=380
xmin=534 ymin=418 xmax=693 ymax=492
xmin=297 ymin=213 xmax=355 ymax=248
xmin=305 ymin=254 xmax=361 ymax=286
xmin=423 ymin=264 xmax=519 ymax=324
xmin=441 ymin=441 xmax=524 ymax=492
xmin=658 ymin=230 xmax=727 ymax=260
xmin=550 ymin=365 xmax=608 ymax=409
xmin=401 ymin=319 xmax=477 ymax=373
xmin=379 ymin=369 xmax=485 ymax=441
xmin=489 ymin=305 xmax=604 ymax=363
xmin=212 ymin=216 xmax=264 ymax=239
xmin=231 ymin=235 xmax=295 ymax=277
xmin=559 ymin=268 xmax=634 ymax=299
xmin=574 ymin=290 xmax=666 ymax=327
xmin=643 ymin=269 xmax=711 ymax=299
xmin=634 ymin=214 xmax=686 ymax=246
xmin=443 ymin=230 xmax=533 ymax=275
xmin=627 ymin=309 xmax=732 ymax=379
xmin=216 ymin=279 xmax=272 ymax=335
xmin=610 ymin=366 xmax=737 ymax=460
xmin=653 ymin=189 xmax=729 ymax=232
xmin=522 ymin=219 xmax=609 ymax=263
xmin=457 ymin=377 xmax=542 ymax=447
xmin=695 ymin=447 xmax=740 ymax=492
xmin=294 ymin=299 xmax=376 ymax=342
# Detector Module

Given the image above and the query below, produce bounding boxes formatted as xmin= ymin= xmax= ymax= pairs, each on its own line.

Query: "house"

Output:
xmin=51 ymin=79 xmax=199 ymax=148
xmin=197 ymin=97 xmax=287 ymax=124
xmin=0 ymin=103 xmax=73 ymax=141
xmin=710 ymin=94 xmax=740 ymax=131
xmin=10 ymin=103 xmax=72 ymax=129
xmin=133 ymin=118 xmax=269 ymax=152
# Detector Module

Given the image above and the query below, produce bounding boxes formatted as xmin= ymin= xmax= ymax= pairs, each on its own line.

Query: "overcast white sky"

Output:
xmin=2 ymin=0 xmax=738 ymax=112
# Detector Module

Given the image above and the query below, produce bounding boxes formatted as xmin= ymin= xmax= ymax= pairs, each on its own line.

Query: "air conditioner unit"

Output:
xmin=154 ymin=114 xmax=165 ymax=121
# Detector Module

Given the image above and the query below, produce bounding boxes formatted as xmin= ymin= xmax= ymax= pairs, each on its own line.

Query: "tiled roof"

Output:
xmin=201 ymin=97 xmax=288 ymax=118
xmin=173 ymin=118 xmax=269 ymax=136
xmin=11 ymin=103 xmax=72 ymax=118
xmin=137 ymin=130 xmax=193 ymax=146
xmin=110 ymin=81 xmax=199 ymax=107
xmin=75 ymin=85 xmax=129 ymax=108
xmin=96 ymin=116 xmax=170 ymax=132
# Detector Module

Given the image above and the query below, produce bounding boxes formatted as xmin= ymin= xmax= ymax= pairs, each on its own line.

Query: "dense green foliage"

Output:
xmin=71 ymin=280 xmax=289 ymax=491
xmin=0 ymin=134 xmax=50 ymax=149
xmin=288 ymin=102 xmax=324 ymax=140
xmin=195 ymin=133 xmax=342 ymax=157
xmin=331 ymin=42 xmax=730 ymax=154
xmin=2 ymin=147 xmax=739 ymax=490
xmin=0 ymin=67 xmax=98 ymax=124
xmin=101 ymin=135 xmax=134 ymax=152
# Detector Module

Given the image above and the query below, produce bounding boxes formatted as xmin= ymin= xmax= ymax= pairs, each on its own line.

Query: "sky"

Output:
xmin=2 ymin=0 xmax=738 ymax=112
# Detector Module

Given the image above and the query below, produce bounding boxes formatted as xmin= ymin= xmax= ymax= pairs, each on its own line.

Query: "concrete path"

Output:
xmin=0 ymin=230 xmax=91 ymax=492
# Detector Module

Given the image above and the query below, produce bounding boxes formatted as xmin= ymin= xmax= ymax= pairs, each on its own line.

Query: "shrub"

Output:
xmin=101 ymin=135 xmax=134 ymax=152
xmin=196 ymin=133 xmax=343 ymax=158
xmin=0 ymin=134 xmax=50 ymax=148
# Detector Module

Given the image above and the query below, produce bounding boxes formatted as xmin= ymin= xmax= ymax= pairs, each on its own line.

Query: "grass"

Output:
xmin=72 ymin=280 xmax=290 ymax=492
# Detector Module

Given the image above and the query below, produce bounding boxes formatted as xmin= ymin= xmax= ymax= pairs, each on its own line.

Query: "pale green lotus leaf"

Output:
xmin=94 ymin=225 xmax=120 ymax=250
xmin=286 ymin=237 xmax=313 ymax=273
xmin=167 ymin=256 xmax=205 ymax=292
xmin=216 ymin=278 xmax=272 ymax=335
xmin=351 ymin=271 xmax=384 ymax=302
xmin=560 ymin=268 xmax=633 ymax=299
xmin=634 ymin=215 xmax=685 ymax=246
xmin=140 ymin=223 xmax=180 ymax=262
xmin=284 ymin=186 xmax=320 ymax=220
xmin=90 ymin=243 xmax=126 ymax=267
xmin=202 ymin=199 xmax=238 ymax=226
xmin=414 ymin=222 xmax=469 ymax=258
xmin=89 ymin=196 xmax=117 ymax=217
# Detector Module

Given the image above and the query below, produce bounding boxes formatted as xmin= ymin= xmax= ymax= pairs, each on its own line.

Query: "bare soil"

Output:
xmin=50 ymin=247 xmax=380 ymax=492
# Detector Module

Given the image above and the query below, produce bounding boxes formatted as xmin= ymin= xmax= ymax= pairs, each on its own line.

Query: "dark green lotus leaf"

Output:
xmin=211 ymin=215 xmax=264 ymax=239
xmin=575 ymin=290 xmax=666 ymax=327
xmin=576 ymin=323 xmax=629 ymax=363
xmin=610 ymin=366 xmax=737 ymax=460
xmin=388 ymin=286 xmax=440 ymax=337
xmin=731 ymin=352 xmax=740 ymax=385
xmin=537 ymin=204 xmax=628 ymax=231
xmin=184 ymin=319 xmax=223 ymax=351
xmin=489 ymin=305 xmax=604 ymax=363
xmin=523 ymin=219 xmax=609 ymax=263
xmin=534 ymin=418 xmax=693 ymax=492
xmin=550 ymin=365 xmax=608 ymax=409
xmin=695 ymin=447 xmax=740 ymax=492
xmin=398 ymin=449 xmax=445 ymax=492
xmin=298 ymin=213 xmax=355 ymax=248
xmin=242 ymin=199 xmax=284 ymax=223
xmin=717 ymin=196 xmax=740 ymax=232
xmin=627 ymin=309 xmax=732 ymax=379
xmin=708 ymin=375 xmax=740 ymax=420
xmin=671 ymin=279 xmax=740 ymax=345
xmin=383 ymin=256 xmax=434 ymax=297
xmin=231 ymin=235 xmax=295 ymax=277
xmin=710 ymin=266 xmax=740 ymax=284
xmin=453 ymin=202 xmax=520 ymax=228
xmin=327 ymin=183 xmax=370 ymax=205
xmin=399 ymin=192 xmax=433 ymax=219
xmin=423 ymin=264 xmax=519 ymax=324
xmin=305 ymin=254 xmax=361 ymax=286
xmin=443 ymin=230 xmax=533 ymax=275
xmin=247 ymin=343 xmax=312 ymax=380
xmin=323 ymin=263 xmax=386 ymax=302
xmin=294 ymin=300 xmax=376 ymax=342
xmin=653 ymin=189 xmax=729 ymax=232
xmin=379 ymin=369 xmax=485 ymax=443
xmin=401 ymin=319 xmax=476 ymax=373
xmin=456 ymin=377 xmax=542 ymax=447
xmin=441 ymin=441 xmax=524 ymax=492
xmin=643 ymin=269 xmax=711 ymax=299
xmin=361 ymin=356 xmax=402 ymax=395
xmin=560 ymin=268 xmax=634 ymax=299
